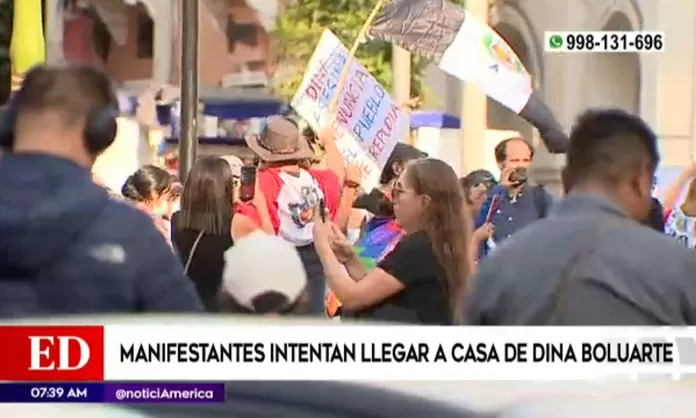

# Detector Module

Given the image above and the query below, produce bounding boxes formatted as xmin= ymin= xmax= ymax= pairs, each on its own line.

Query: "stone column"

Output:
xmin=459 ymin=0 xmax=489 ymax=175
xmin=640 ymin=1 xmax=696 ymax=165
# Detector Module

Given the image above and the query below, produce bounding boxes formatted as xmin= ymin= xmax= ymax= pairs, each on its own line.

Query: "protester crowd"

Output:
xmin=1 ymin=64 xmax=695 ymax=325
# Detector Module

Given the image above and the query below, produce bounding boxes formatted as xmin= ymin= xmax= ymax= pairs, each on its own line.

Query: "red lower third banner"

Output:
xmin=0 ymin=326 xmax=105 ymax=381
xmin=0 ymin=383 xmax=225 ymax=403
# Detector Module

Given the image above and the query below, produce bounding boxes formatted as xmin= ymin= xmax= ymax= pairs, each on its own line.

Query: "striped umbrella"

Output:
xmin=9 ymin=0 xmax=45 ymax=93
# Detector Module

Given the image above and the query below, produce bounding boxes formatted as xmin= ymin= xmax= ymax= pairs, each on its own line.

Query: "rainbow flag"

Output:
xmin=325 ymin=217 xmax=404 ymax=317
xmin=10 ymin=0 xmax=46 ymax=92
xmin=354 ymin=217 xmax=405 ymax=270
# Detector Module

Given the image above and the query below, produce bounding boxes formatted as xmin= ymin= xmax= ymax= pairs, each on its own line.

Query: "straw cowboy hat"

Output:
xmin=245 ymin=115 xmax=313 ymax=162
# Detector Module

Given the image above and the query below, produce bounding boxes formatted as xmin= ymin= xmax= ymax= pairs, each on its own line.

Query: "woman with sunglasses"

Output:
xmin=315 ymin=158 xmax=473 ymax=325
xmin=324 ymin=143 xmax=426 ymax=318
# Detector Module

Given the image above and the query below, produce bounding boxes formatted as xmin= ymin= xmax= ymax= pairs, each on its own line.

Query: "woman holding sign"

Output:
xmin=314 ymin=158 xmax=473 ymax=325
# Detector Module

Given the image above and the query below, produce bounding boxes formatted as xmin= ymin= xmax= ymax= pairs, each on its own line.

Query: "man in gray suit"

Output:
xmin=465 ymin=109 xmax=696 ymax=325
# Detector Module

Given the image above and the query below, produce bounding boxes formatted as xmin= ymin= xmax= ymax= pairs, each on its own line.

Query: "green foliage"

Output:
xmin=273 ymin=0 xmax=465 ymax=106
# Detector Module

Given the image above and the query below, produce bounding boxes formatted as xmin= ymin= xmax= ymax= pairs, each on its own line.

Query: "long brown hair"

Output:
xmin=405 ymin=159 xmax=473 ymax=322
xmin=178 ymin=157 xmax=235 ymax=235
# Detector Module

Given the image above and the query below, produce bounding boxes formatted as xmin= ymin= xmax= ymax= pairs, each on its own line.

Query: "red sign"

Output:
xmin=0 ymin=326 xmax=104 ymax=381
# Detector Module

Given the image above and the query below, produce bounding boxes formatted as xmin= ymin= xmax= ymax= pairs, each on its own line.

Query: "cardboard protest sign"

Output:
xmin=291 ymin=29 xmax=409 ymax=190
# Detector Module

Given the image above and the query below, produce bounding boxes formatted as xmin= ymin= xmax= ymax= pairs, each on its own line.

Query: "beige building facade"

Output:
xmin=425 ymin=0 xmax=696 ymax=185
xmin=51 ymin=0 xmax=276 ymax=88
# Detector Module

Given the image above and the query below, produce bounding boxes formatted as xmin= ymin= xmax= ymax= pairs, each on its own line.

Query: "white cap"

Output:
xmin=221 ymin=231 xmax=307 ymax=311
xmin=220 ymin=155 xmax=243 ymax=178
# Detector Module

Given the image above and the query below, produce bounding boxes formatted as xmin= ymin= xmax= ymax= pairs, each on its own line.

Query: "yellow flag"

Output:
xmin=9 ymin=0 xmax=46 ymax=92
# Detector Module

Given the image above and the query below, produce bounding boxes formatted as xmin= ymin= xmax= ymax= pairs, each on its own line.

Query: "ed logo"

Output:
xmin=0 ymin=326 xmax=104 ymax=381
xmin=29 ymin=336 xmax=91 ymax=371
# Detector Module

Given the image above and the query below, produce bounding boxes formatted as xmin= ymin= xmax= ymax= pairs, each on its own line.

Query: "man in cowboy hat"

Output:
xmin=233 ymin=115 xmax=346 ymax=315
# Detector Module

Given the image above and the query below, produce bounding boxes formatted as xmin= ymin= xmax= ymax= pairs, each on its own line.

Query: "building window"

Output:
xmin=226 ymin=16 xmax=258 ymax=53
xmin=136 ymin=11 xmax=153 ymax=58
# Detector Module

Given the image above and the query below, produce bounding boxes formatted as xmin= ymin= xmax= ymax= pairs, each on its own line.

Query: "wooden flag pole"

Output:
xmin=329 ymin=0 xmax=387 ymax=114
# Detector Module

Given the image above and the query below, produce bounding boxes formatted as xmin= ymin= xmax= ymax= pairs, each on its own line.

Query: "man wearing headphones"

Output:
xmin=0 ymin=64 xmax=203 ymax=316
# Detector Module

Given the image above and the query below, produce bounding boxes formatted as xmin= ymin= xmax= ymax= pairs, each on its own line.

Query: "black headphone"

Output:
xmin=0 ymin=70 xmax=119 ymax=155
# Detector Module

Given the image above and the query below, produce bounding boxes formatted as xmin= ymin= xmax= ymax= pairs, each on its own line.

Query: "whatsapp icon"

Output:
xmin=548 ymin=34 xmax=564 ymax=50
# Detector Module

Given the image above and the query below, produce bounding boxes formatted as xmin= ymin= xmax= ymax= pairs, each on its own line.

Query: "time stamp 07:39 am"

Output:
xmin=544 ymin=31 xmax=664 ymax=53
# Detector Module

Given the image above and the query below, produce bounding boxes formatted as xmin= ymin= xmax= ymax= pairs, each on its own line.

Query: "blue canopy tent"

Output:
xmin=124 ymin=87 xmax=288 ymax=148
xmin=165 ymin=87 xmax=286 ymax=147
xmin=409 ymin=111 xmax=461 ymax=130
xmin=157 ymin=105 xmax=457 ymax=149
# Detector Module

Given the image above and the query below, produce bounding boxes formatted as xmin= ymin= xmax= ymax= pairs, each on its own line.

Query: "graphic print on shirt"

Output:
xmin=287 ymin=186 xmax=321 ymax=228
xmin=665 ymin=207 xmax=695 ymax=248
xmin=276 ymin=170 xmax=325 ymax=246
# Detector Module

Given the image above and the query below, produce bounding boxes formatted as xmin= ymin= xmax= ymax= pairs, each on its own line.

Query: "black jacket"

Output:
xmin=0 ymin=153 xmax=204 ymax=316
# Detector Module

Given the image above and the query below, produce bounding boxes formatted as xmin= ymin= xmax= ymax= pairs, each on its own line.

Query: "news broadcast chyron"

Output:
xmin=0 ymin=325 xmax=690 ymax=381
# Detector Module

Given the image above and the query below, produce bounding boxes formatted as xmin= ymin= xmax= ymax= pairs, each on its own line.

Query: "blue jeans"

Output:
xmin=297 ymin=243 xmax=327 ymax=316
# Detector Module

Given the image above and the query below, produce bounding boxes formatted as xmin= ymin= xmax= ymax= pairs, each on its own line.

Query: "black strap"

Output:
xmin=184 ymin=230 xmax=205 ymax=275
xmin=533 ymin=185 xmax=548 ymax=219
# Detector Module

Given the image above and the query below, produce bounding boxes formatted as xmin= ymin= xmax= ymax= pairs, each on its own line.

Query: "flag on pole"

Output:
xmin=10 ymin=0 xmax=46 ymax=93
xmin=369 ymin=0 xmax=568 ymax=153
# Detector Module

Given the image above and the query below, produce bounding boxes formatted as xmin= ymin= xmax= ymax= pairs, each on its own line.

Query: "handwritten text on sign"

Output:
xmin=291 ymin=30 xmax=408 ymax=190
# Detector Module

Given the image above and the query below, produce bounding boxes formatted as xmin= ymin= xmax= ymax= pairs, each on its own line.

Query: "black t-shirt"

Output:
xmin=171 ymin=213 xmax=234 ymax=312
xmin=351 ymin=231 xmax=452 ymax=325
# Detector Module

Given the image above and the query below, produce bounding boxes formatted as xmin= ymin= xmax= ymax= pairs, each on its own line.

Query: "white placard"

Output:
xmin=291 ymin=29 xmax=409 ymax=190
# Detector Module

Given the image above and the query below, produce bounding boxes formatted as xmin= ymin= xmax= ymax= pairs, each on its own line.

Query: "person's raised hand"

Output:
xmin=312 ymin=203 xmax=332 ymax=246
xmin=498 ymin=166 xmax=516 ymax=188
xmin=472 ymin=223 xmax=494 ymax=243
xmin=318 ymin=125 xmax=336 ymax=146
xmin=345 ymin=163 xmax=362 ymax=187
xmin=329 ymin=223 xmax=358 ymax=263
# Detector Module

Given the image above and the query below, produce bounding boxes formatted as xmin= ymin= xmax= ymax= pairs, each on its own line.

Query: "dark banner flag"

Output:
xmin=369 ymin=0 xmax=569 ymax=153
